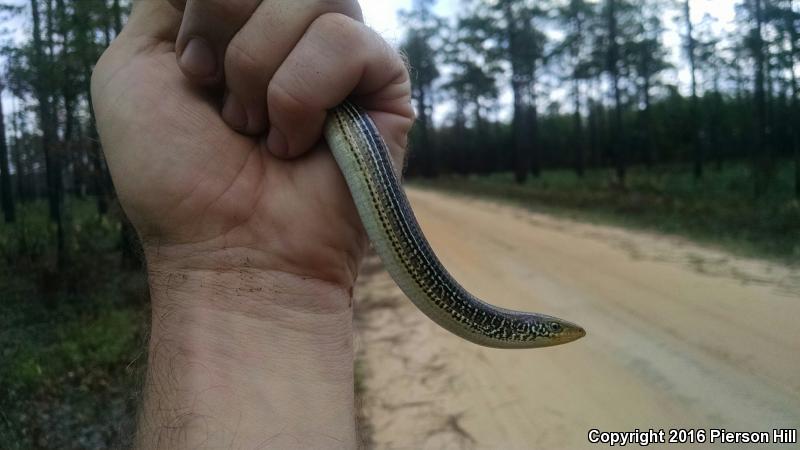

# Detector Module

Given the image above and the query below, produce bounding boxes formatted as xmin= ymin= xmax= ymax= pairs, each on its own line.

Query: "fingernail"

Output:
xmin=267 ymin=128 xmax=288 ymax=156
xmin=180 ymin=38 xmax=216 ymax=77
xmin=222 ymin=95 xmax=248 ymax=131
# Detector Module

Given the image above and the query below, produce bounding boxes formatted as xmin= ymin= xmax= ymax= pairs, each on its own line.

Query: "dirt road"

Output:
xmin=354 ymin=188 xmax=800 ymax=450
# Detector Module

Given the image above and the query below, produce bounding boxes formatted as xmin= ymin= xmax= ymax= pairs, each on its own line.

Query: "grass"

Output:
xmin=412 ymin=161 xmax=800 ymax=264
xmin=1 ymin=162 xmax=796 ymax=448
xmin=0 ymin=199 xmax=148 ymax=449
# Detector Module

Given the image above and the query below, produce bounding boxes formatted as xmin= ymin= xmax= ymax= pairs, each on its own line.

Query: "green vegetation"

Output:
xmin=401 ymin=0 xmax=800 ymax=198
xmin=0 ymin=0 xmax=797 ymax=447
xmin=0 ymin=199 xmax=146 ymax=449
xmin=414 ymin=162 xmax=800 ymax=263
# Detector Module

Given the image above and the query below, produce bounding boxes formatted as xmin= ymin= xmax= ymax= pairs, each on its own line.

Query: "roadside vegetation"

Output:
xmin=1 ymin=0 xmax=798 ymax=448
xmin=415 ymin=161 xmax=800 ymax=264
xmin=0 ymin=199 xmax=146 ymax=449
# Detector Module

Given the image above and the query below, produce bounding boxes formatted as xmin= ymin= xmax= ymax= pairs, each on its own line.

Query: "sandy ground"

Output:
xmin=353 ymin=188 xmax=800 ymax=450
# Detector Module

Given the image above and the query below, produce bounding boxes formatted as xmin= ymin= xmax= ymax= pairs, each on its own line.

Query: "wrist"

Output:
xmin=139 ymin=263 xmax=356 ymax=448
xmin=139 ymin=229 xmax=364 ymax=288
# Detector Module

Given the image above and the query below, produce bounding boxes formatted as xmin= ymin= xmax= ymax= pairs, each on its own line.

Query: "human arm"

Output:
xmin=90 ymin=0 xmax=413 ymax=447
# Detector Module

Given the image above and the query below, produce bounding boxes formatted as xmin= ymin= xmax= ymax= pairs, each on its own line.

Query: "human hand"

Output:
xmin=92 ymin=0 xmax=413 ymax=288
xmin=91 ymin=1 xmax=413 ymax=447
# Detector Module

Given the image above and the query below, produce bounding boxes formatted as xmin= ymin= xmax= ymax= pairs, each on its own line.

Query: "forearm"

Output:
xmin=136 ymin=264 xmax=356 ymax=449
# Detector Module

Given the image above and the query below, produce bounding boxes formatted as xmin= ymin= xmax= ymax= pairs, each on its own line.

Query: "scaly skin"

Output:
xmin=325 ymin=102 xmax=586 ymax=348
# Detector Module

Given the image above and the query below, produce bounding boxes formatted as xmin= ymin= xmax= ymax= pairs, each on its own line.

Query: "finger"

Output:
xmin=122 ymin=0 xmax=182 ymax=44
xmin=265 ymin=13 xmax=413 ymax=162
xmin=222 ymin=0 xmax=363 ymax=134
xmin=175 ymin=0 xmax=262 ymax=84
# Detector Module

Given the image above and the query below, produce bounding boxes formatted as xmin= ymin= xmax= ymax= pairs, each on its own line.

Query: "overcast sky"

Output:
xmin=360 ymin=0 xmax=738 ymax=120
xmin=362 ymin=0 xmax=736 ymax=45
xmin=0 ymin=1 xmax=740 ymax=127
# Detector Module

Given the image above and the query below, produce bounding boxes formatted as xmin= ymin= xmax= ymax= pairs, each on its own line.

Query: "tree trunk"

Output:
xmin=56 ymin=0 xmax=83 ymax=197
xmin=733 ymin=60 xmax=748 ymax=159
xmin=102 ymin=0 xmax=113 ymax=46
xmin=474 ymin=104 xmax=492 ymax=174
xmin=573 ymin=76 xmax=584 ymax=177
xmin=88 ymin=91 xmax=112 ymax=215
xmin=0 ymin=84 xmax=15 ymax=223
xmin=453 ymin=92 xmax=467 ymax=174
xmin=588 ymin=101 xmax=597 ymax=168
xmin=752 ymin=0 xmax=770 ymax=197
xmin=61 ymin=87 xmax=82 ymax=199
xmin=642 ymin=75 xmax=654 ymax=169
xmin=503 ymin=3 xmax=529 ymax=184
xmin=711 ymin=87 xmax=723 ymax=171
xmin=588 ymin=78 xmax=600 ymax=168
xmin=528 ymin=81 xmax=540 ymax=177
xmin=511 ymin=81 xmax=529 ymax=184
xmin=11 ymin=110 xmax=25 ymax=202
xmin=415 ymin=83 xmax=436 ymax=178
xmin=112 ymin=0 xmax=123 ymax=35
xmin=31 ymin=0 xmax=66 ymax=265
xmin=684 ymin=0 xmax=703 ymax=179
xmin=570 ymin=0 xmax=585 ymax=177
xmin=77 ymin=5 xmax=111 ymax=214
xmin=787 ymin=0 xmax=799 ymax=198
xmin=62 ymin=91 xmax=80 ymax=199
xmin=765 ymin=47 xmax=776 ymax=154
xmin=607 ymin=0 xmax=626 ymax=184
xmin=793 ymin=75 xmax=799 ymax=200
xmin=90 ymin=140 xmax=109 ymax=214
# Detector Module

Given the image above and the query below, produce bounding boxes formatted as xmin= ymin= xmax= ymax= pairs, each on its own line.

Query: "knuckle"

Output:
xmin=267 ymin=81 xmax=309 ymax=119
xmin=200 ymin=0 xmax=253 ymax=23
xmin=224 ymin=38 xmax=264 ymax=76
xmin=310 ymin=13 xmax=364 ymax=50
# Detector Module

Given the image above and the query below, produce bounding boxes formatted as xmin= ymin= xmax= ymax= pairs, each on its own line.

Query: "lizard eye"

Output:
xmin=549 ymin=322 xmax=562 ymax=333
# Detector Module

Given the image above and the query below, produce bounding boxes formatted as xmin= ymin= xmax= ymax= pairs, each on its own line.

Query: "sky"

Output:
xmin=361 ymin=0 xmax=739 ymax=120
xmin=362 ymin=0 xmax=737 ymax=46
xmin=0 ymin=1 xmax=740 ymax=129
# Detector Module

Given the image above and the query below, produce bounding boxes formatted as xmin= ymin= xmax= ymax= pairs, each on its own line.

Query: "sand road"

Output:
xmin=353 ymin=188 xmax=800 ymax=450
